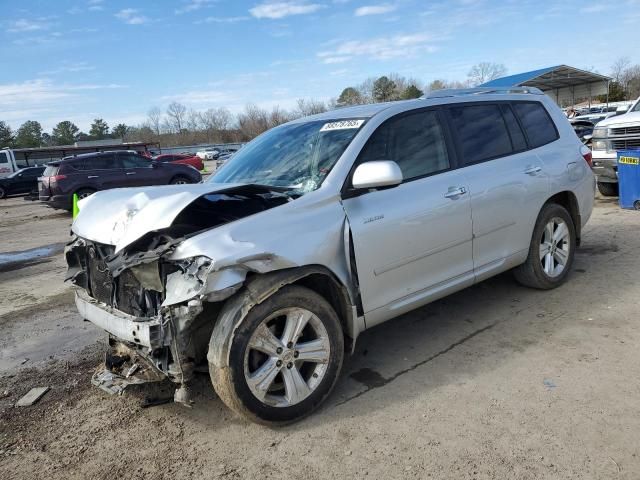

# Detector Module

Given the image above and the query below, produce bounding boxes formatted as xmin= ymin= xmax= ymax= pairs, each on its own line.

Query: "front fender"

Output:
xmin=207 ymin=266 xmax=362 ymax=370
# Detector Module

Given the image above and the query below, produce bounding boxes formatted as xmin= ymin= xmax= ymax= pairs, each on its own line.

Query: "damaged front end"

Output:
xmin=65 ymin=185 xmax=291 ymax=402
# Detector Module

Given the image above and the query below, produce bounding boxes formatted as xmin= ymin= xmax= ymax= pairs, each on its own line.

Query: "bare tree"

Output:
xmin=357 ymin=77 xmax=376 ymax=104
xmin=467 ymin=62 xmax=507 ymax=86
xmin=237 ymin=104 xmax=269 ymax=140
xmin=147 ymin=107 xmax=162 ymax=136
xmin=200 ymin=107 xmax=233 ymax=142
xmin=295 ymin=98 xmax=327 ymax=118
xmin=268 ymin=106 xmax=291 ymax=128
xmin=611 ymin=57 xmax=631 ymax=84
xmin=166 ymin=102 xmax=187 ymax=133
xmin=621 ymin=64 xmax=640 ymax=99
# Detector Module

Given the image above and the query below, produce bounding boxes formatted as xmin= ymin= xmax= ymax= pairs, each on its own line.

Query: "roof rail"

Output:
xmin=423 ymin=86 xmax=543 ymax=99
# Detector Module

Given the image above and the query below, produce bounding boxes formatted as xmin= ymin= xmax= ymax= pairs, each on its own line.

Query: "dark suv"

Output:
xmin=0 ymin=166 xmax=46 ymax=199
xmin=39 ymin=150 xmax=202 ymax=210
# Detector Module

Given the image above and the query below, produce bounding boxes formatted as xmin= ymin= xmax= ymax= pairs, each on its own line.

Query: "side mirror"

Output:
xmin=151 ymin=160 xmax=159 ymax=168
xmin=352 ymin=161 xmax=403 ymax=190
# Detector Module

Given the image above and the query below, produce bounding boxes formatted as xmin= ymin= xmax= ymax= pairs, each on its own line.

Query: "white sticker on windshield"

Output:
xmin=320 ymin=119 xmax=365 ymax=132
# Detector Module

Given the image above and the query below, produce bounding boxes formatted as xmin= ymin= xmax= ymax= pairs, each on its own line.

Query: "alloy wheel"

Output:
xmin=243 ymin=307 xmax=330 ymax=408
xmin=539 ymin=217 xmax=570 ymax=278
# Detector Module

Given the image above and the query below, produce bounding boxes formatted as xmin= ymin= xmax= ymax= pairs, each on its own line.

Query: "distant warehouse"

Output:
xmin=481 ymin=65 xmax=612 ymax=107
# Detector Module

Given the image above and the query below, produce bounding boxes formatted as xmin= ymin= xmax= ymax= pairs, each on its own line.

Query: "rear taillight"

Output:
xmin=580 ymin=145 xmax=593 ymax=167
xmin=50 ymin=174 xmax=67 ymax=182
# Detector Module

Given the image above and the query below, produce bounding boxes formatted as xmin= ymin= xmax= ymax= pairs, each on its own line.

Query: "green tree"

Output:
xmin=372 ymin=76 xmax=397 ymax=103
xmin=337 ymin=87 xmax=363 ymax=106
xmin=112 ymin=123 xmax=129 ymax=140
xmin=52 ymin=121 xmax=79 ymax=146
xmin=428 ymin=79 xmax=447 ymax=91
xmin=89 ymin=118 xmax=109 ymax=139
xmin=597 ymin=81 xmax=626 ymax=102
xmin=401 ymin=84 xmax=424 ymax=99
xmin=14 ymin=120 xmax=43 ymax=148
xmin=0 ymin=121 xmax=13 ymax=148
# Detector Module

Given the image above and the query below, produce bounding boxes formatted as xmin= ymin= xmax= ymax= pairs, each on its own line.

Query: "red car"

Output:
xmin=154 ymin=153 xmax=204 ymax=171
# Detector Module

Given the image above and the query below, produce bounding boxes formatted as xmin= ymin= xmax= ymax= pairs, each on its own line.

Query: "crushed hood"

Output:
xmin=72 ymin=183 xmax=244 ymax=252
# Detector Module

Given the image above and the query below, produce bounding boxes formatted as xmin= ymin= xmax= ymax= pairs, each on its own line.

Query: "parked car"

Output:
xmin=0 ymin=166 xmax=45 ymax=199
xmin=154 ymin=153 xmax=204 ymax=171
xmin=591 ymin=96 xmax=640 ymax=196
xmin=39 ymin=150 xmax=201 ymax=210
xmin=196 ymin=147 xmax=220 ymax=160
xmin=66 ymin=87 xmax=594 ymax=424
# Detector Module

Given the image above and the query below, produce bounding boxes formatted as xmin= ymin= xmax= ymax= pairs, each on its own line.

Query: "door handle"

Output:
xmin=444 ymin=186 xmax=467 ymax=199
xmin=524 ymin=166 xmax=542 ymax=175
xmin=87 ymin=175 xmax=99 ymax=179
xmin=126 ymin=172 xmax=136 ymax=175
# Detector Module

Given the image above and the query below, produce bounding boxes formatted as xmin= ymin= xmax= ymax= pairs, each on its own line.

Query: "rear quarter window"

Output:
xmin=512 ymin=102 xmax=559 ymax=148
xmin=43 ymin=165 xmax=59 ymax=177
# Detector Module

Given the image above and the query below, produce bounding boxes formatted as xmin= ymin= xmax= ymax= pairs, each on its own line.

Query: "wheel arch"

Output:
xmin=207 ymin=265 xmax=360 ymax=371
xmin=544 ymin=190 xmax=581 ymax=245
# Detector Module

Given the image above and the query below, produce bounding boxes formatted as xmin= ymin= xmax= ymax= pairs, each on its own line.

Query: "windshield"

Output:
xmin=209 ymin=118 xmax=365 ymax=194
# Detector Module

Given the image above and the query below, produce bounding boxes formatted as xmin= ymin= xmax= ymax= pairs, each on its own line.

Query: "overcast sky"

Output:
xmin=1 ymin=0 xmax=639 ymax=131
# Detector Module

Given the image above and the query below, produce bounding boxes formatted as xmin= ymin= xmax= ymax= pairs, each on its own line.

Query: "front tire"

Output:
xmin=0 ymin=186 xmax=6 ymax=199
xmin=210 ymin=285 xmax=344 ymax=425
xmin=597 ymin=182 xmax=618 ymax=197
xmin=514 ymin=203 xmax=576 ymax=290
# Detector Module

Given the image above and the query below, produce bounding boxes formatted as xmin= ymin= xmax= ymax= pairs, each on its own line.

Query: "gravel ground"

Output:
xmin=0 ymin=193 xmax=639 ymax=480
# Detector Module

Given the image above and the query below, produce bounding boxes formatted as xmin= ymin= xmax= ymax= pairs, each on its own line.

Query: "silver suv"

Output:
xmin=66 ymin=87 xmax=594 ymax=424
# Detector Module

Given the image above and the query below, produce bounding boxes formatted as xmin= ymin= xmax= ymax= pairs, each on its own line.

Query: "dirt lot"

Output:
xmin=0 ymin=194 xmax=639 ymax=479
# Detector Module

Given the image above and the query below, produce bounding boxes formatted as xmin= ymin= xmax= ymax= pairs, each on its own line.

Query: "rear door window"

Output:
xmin=43 ymin=165 xmax=59 ymax=176
xmin=86 ymin=154 xmax=119 ymax=170
xmin=448 ymin=104 xmax=513 ymax=164
xmin=512 ymin=102 xmax=559 ymax=148
xmin=358 ymin=109 xmax=450 ymax=181
xmin=120 ymin=153 xmax=151 ymax=168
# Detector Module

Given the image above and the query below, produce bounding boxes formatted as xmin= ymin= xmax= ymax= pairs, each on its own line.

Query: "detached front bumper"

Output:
xmin=74 ymin=288 xmax=168 ymax=349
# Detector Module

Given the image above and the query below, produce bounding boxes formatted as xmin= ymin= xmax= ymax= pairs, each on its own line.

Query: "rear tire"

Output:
xmin=170 ymin=176 xmax=191 ymax=185
xmin=76 ymin=188 xmax=96 ymax=200
xmin=209 ymin=285 xmax=344 ymax=425
xmin=514 ymin=203 xmax=576 ymax=290
xmin=68 ymin=188 xmax=96 ymax=212
xmin=0 ymin=186 xmax=6 ymax=199
xmin=597 ymin=182 xmax=618 ymax=197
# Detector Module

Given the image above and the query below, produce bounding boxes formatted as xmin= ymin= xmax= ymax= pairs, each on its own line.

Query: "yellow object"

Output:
xmin=72 ymin=193 xmax=80 ymax=219
xmin=619 ymin=156 xmax=639 ymax=165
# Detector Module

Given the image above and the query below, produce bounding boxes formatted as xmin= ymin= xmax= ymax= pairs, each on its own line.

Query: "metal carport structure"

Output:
xmin=480 ymin=65 xmax=611 ymax=107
